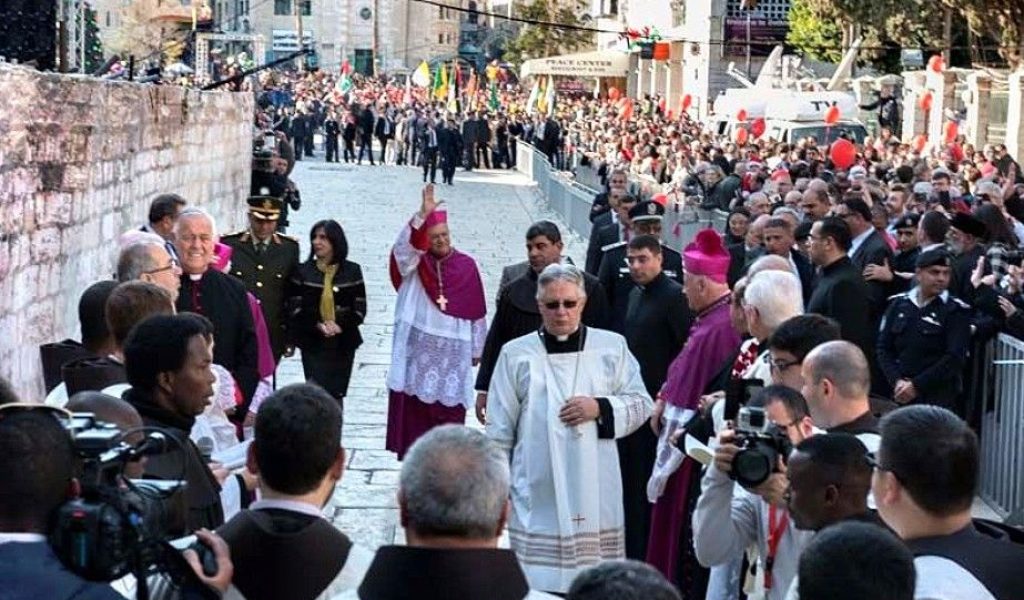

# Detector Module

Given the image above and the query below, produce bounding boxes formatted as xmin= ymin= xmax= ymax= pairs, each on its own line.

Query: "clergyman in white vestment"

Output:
xmin=486 ymin=264 xmax=652 ymax=594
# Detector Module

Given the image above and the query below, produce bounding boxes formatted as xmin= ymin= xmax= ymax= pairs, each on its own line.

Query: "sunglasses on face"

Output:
xmin=542 ymin=299 xmax=580 ymax=310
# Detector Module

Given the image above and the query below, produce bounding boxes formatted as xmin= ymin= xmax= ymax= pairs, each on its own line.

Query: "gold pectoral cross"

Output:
xmin=436 ymin=294 xmax=449 ymax=312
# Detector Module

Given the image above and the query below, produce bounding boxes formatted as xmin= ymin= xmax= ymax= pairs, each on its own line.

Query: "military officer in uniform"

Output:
xmin=876 ymin=248 xmax=972 ymax=410
xmin=864 ymin=213 xmax=922 ymax=295
xmin=221 ymin=194 xmax=301 ymax=366
xmin=596 ymin=200 xmax=684 ymax=333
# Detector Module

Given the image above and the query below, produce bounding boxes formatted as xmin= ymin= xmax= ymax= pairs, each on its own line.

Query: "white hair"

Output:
xmin=744 ymin=270 xmax=804 ymax=330
xmin=536 ymin=263 xmax=587 ymax=301
xmin=174 ymin=207 xmax=217 ymax=236
xmin=400 ymin=425 xmax=509 ymax=539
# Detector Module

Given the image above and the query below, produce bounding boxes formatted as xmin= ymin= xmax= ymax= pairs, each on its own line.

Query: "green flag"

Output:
xmin=489 ymin=80 xmax=500 ymax=111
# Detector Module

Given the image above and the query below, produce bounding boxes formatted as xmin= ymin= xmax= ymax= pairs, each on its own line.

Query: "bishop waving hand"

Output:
xmin=385 ymin=184 xmax=488 ymax=459
xmin=486 ymin=263 xmax=652 ymax=595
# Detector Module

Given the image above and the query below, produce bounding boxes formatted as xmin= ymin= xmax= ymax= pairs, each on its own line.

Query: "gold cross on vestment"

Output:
xmin=572 ymin=514 xmax=586 ymax=527
xmin=436 ymin=294 xmax=448 ymax=312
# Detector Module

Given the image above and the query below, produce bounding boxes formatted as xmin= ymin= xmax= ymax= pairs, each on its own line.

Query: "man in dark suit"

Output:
xmin=806 ymin=216 xmax=874 ymax=366
xmin=475 ymin=112 xmax=492 ymax=169
xmin=540 ymin=116 xmax=561 ymax=165
xmin=324 ymin=111 xmax=340 ymax=162
xmin=590 ymin=169 xmax=628 ymax=223
xmin=437 ymin=117 xmax=462 ymax=186
xmin=221 ymin=195 xmax=300 ymax=366
xmin=762 ymin=217 xmax=815 ymax=302
xmin=175 ymin=208 xmax=261 ymax=410
xmin=342 ymin=111 xmax=357 ymax=163
xmin=419 ymin=118 xmax=439 ymax=184
xmin=289 ymin=110 xmax=306 ymax=162
xmin=585 ymin=194 xmax=637 ymax=275
xmin=621 ymin=234 xmax=692 ymax=560
xmin=356 ymin=105 xmax=376 ymax=165
xmin=727 ymin=214 xmax=768 ymax=287
xmin=461 ymin=113 xmax=478 ymax=170
xmin=835 ymin=197 xmax=894 ymax=323
xmin=374 ymin=106 xmax=394 ymax=165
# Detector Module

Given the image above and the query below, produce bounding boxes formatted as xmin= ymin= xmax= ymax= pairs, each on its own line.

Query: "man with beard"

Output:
xmin=474 ymin=221 xmax=609 ymax=424
xmin=386 ymin=185 xmax=487 ymax=459
xmin=947 ymin=212 xmax=988 ymax=302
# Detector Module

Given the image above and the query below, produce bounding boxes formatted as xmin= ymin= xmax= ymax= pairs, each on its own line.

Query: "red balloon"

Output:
xmin=736 ymin=109 xmax=748 ymax=122
xmin=829 ymin=138 xmax=857 ymax=169
xmin=912 ymin=134 xmax=928 ymax=153
xmin=681 ymin=93 xmax=693 ymax=111
xmin=944 ymin=121 xmax=959 ymax=144
xmin=734 ymin=127 xmax=749 ymax=145
xmin=928 ymin=55 xmax=944 ymax=74
xmin=824 ymin=105 xmax=841 ymax=125
xmin=608 ymin=86 xmax=621 ymax=101
xmin=918 ymin=91 xmax=934 ymax=112
xmin=751 ymin=117 xmax=766 ymax=138
xmin=652 ymin=193 xmax=668 ymax=206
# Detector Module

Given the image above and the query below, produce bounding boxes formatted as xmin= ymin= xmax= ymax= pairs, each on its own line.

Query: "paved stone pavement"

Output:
xmin=276 ymin=155 xmax=588 ymax=550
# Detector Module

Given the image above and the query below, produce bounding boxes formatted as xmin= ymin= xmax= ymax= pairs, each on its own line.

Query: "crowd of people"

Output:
xmin=3 ymin=66 xmax=1024 ymax=600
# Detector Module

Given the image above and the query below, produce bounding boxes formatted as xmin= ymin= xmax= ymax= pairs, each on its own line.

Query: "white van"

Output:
xmin=707 ymin=89 xmax=867 ymax=145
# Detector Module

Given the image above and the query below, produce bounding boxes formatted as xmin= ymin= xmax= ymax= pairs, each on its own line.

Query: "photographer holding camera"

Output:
xmin=0 ymin=409 xmax=233 ymax=599
xmin=691 ymin=385 xmax=817 ymax=599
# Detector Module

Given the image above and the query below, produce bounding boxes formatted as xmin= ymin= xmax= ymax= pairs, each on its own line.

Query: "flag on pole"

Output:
xmin=403 ymin=75 xmax=413 ymax=105
xmin=488 ymin=80 xmax=500 ymax=111
xmin=337 ymin=72 xmax=353 ymax=94
xmin=433 ymin=64 xmax=448 ymax=100
xmin=411 ymin=61 xmax=431 ymax=87
xmin=340 ymin=59 xmax=353 ymax=75
xmin=544 ymin=75 xmax=556 ymax=116
xmin=447 ymin=61 xmax=459 ymax=113
xmin=536 ymin=77 xmax=548 ymax=114
xmin=527 ymin=78 xmax=540 ymax=114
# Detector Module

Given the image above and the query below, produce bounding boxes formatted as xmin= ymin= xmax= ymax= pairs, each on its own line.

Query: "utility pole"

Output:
xmin=372 ymin=0 xmax=379 ymax=76
xmin=942 ymin=7 xmax=952 ymax=66
xmin=293 ymin=0 xmax=304 ymax=71
xmin=79 ymin=0 xmax=87 ymax=73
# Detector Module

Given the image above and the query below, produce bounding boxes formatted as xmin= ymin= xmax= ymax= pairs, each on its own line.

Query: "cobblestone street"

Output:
xmin=275 ymin=155 xmax=586 ymax=549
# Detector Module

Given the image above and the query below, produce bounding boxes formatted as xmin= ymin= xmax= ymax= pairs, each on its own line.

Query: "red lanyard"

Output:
xmin=764 ymin=505 xmax=789 ymax=590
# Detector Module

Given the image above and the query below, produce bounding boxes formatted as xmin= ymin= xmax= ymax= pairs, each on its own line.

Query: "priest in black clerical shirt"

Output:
xmin=621 ymin=234 xmax=693 ymax=560
xmin=174 ymin=208 xmax=260 ymax=411
xmin=474 ymin=221 xmax=609 ymax=424
xmin=218 ymin=384 xmax=372 ymax=600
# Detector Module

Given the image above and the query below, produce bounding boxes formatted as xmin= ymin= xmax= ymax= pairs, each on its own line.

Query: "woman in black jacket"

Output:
xmin=288 ymin=219 xmax=366 ymax=409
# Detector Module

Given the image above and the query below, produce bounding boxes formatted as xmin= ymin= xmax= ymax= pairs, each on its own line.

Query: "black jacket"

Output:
xmin=849 ymin=229 xmax=895 ymax=323
xmin=287 ymin=259 xmax=366 ymax=352
xmin=624 ymin=272 xmax=693 ymax=395
xmin=790 ymin=250 xmax=816 ymax=303
xmin=177 ymin=269 xmax=260 ymax=406
xmin=584 ymin=215 xmax=621 ymax=275
xmin=597 ymin=242 xmax=684 ymax=333
xmin=726 ymin=242 xmax=764 ymax=287
xmin=0 ymin=542 xmax=123 ymax=600
xmin=806 ymin=256 xmax=874 ymax=360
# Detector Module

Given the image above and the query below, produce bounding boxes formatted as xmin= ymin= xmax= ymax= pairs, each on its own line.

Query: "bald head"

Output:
xmin=66 ymin=391 xmax=143 ymax=435
xmin=804 ymin=341 xmax=870 ymax=398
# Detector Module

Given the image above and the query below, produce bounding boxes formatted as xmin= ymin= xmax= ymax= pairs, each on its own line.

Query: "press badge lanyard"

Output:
xmin=764 ymin=504 xmax=789 ymax=591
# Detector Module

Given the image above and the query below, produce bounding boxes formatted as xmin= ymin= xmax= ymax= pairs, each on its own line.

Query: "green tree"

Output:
xmin=786 ymin=0 xmax=844 ymax=64
xmin=504 ymin=0 xmax=593 ymax=65
xmin=83 ymin=6 xmax=104 ymax=73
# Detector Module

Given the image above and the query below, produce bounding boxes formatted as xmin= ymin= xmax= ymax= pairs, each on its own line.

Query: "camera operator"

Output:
xmin=690 ymin=386 xmax=817 ymax=600
xmin=0 ymin=409 xmax=233 ymax=599
xmin=122 ymin=314 xmax=226 ymax=532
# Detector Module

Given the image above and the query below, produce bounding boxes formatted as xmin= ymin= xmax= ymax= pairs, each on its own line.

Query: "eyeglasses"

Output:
xmin=541 ymin=299 xmax=581 ymax=310
xmin=766 ymin=355 xmax=801 ymax=372
xmin=144 ymin=258 xmax=180 ymax=275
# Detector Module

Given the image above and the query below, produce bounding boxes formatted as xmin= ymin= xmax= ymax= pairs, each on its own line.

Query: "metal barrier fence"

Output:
xmin=980 ymin=334 xmax=1024 ymax=524
xmin=516 ymin=143 xmax=729 ymax=249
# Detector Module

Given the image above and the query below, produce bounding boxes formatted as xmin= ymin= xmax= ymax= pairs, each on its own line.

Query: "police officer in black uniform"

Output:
xmin=876 ymin=248 xmax=972 ymax=410
xmin=864 ymin=213 xmax=921 ymax=295
xmin=596 ymin=200 xmax=683 ymax=333
xmin=221 ymin=194 xmax=301 ymax=366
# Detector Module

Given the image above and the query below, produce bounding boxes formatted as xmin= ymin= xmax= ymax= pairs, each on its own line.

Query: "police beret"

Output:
xmin=893 ymin=213 xmax=920 ymax=231
xmin=915 ymin=248 xmax=952 ymax=270
xmin=629 ymin=200 xmax=666 ymax=222
xmin=949 ymin=212 xmax=987 ymax=238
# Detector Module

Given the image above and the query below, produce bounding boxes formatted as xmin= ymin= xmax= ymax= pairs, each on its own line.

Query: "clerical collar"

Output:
xmin=539 ymin=325 xmax=586 ymax=353
xmin=251 ymin=498 xmax=326 ymax=519
xmin=188 ymin=273 xmax=204 ymax=282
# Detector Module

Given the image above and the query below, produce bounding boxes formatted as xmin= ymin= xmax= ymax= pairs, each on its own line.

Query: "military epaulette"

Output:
xmin=602 ymin=240 xmax=627 ymax=252
xmin=221 ymin=230 xmax=248 ymax=239
xmin=887 ymin=292 xmax=909 ymax=301
xmin=273 ymin=233 xmax=300 ymax=244
xmin=660 ymin=243 xmax=681 ymax=256
xmin=950 ymin=296 xmax=971 ymax=309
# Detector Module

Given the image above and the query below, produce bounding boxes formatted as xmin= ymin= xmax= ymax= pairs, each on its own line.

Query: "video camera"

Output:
xmin=729 ymin=406 xmax=792 ymax=489
xmin=47 ymin=413 xmax=209 ymax=597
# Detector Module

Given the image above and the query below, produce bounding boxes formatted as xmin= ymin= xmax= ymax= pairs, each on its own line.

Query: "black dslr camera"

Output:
xmin=729 ymin=406 xmax=792 ymax=489
xmin=48 ymin=413 xmax=201 ymax=595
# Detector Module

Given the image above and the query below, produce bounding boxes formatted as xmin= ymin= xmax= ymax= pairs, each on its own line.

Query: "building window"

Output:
xmin=439 ymin=6 xmax=444 ymax=17
xmin=105 ymin=11 xmax=111 ymax=26
xmin=438 ymin=33 xmax=444 ymax=44
xmin=274 ymin=0 xmax=289 ymax=15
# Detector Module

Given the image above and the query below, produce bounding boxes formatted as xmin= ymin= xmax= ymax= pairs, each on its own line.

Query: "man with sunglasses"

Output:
xmin=486 ymin=263 xmax=651 ymax=594
xmin=872 ymin=406 xmax=1024 ymax=599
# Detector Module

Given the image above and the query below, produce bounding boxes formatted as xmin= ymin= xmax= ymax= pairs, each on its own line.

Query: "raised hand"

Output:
xmin=420 ymin=183 xmax=438 ymax=217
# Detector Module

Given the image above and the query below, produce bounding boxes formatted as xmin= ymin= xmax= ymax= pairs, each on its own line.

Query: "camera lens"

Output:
xmin=732 ymin=449 xmax=773 ymax=488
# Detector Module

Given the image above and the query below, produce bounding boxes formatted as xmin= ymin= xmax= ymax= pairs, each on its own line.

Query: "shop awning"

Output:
xmin=520 ymin=50 xmax=629 ymax=79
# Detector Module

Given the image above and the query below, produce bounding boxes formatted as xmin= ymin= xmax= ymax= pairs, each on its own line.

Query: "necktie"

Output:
xmin=257 ymin=242 xmax=267 ymax=255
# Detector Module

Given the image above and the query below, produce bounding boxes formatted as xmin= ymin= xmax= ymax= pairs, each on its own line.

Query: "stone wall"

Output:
xmin=0 ymin=64 xmax=254 ymax=400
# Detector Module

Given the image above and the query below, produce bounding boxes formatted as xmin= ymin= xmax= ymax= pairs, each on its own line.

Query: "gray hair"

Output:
xmin=174 ymin=207 xmax=217 ymax=236
xmin=536 ymin=263 xmax=587 ymax=301
xmin=399 ymin=425 xmax=509 ymax=540
xmin=746 ymin=254 xmax=794 ymax=278
xmin=743 ymin=270 xmax=804 ymax=331
xmin=117 ymin=241 xmax=165 ymax=282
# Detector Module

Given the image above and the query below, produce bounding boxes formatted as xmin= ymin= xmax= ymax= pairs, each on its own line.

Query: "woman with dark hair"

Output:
xmin=288 ymin=219 xmax=366 ymax=410
xmin=725 ymin=207 xmax=751 ymax=246
xmin=974 ymin=203 xmax=1020 ymax=281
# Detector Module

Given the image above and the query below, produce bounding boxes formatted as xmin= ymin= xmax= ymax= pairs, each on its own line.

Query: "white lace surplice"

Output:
xmin=386 ymin=215 xmax=486 ymax=408
xmin=486 ymin=329 xmax=653 ymax=593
